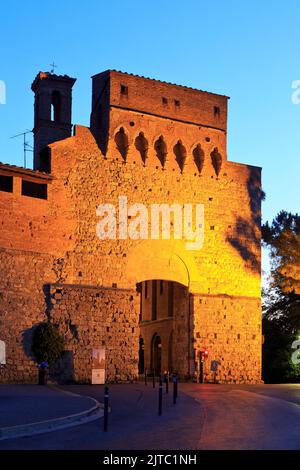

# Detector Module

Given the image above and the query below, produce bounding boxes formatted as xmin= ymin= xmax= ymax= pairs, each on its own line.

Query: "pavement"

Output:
xmin=0 ymin=384 xmax=103 ymax=440
xmin=0 ymin=382 xmax=300 ymax=449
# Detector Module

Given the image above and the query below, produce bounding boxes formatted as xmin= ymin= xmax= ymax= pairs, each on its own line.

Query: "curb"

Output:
xmin=0 ymin=388 xmax=104 ymax=441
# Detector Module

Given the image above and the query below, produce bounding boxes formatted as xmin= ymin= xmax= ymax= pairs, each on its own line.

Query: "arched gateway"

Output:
xmin=0 ymin=69 xmax=262 ymax=385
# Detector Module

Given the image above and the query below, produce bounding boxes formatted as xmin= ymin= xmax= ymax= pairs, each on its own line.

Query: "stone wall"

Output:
xmin=192 ymin=293 xmax=262 ymax=384
xmin=0 ymin=248 xmax=57 ymax=383
xmin=0 ymin=248 xmax=139 ymax=383
xmin=0 ymin=71 xmax=262 ymax=384
xmin=48 ymin=284 xmax=140 ymax=383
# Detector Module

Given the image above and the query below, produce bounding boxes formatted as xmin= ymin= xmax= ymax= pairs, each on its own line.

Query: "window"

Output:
xmin=162 ymin=97 xmax=168 ymax=105
xmin=168 ymin=282 xmax=174 ymax=317
xmin=0 ymin=175 xmax=13 ymax=193
xmin=152 ymin=281 xmax=157 ymax=321
xmin=160 ymin=280 xmax=164 ymax=295
xmin=214 ymin=106 xmax=220 ymax=118
xmin=144 ymin=281 xmax=148 ymax=299
xmin=174 ymin=99 xmax=180 ymax=107
xmin=21 ymin=180 xmax=47 ymax=200
xmin=51 ymin=91 xmax=61 ymax=122
xmin=120 ymin=84 xmax=128 ymax=96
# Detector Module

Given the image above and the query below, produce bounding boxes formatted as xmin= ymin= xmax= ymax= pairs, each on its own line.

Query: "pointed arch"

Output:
xmin=154 ymin=135 xmax=167 ymax=168
xmin=173 ymin=140 xmax=187 ymax=172
xmin=211 ymin=147 xmax=222 ymax=176
xmin=193 ymin=144 xmax=205 ymax=174
xmin=135 ymin=132 xmax=148 ymax=164
xmin=115 ymin=127 xmax=129 ymax=161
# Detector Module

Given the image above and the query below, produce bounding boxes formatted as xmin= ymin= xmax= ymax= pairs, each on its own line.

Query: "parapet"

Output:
xmin=91 ymin=70 xmax=229 ymax=132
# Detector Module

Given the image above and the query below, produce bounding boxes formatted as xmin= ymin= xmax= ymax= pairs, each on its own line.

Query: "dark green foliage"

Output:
xmin=31 ymin=322 xmax=65 ymax=366
xmin=262 ymin=211 xmax=300 ymax=294
xmin=262 ymin=210 xmax=300 ymax=382
xmin=262 ymin=314 xmax=300 ymax=383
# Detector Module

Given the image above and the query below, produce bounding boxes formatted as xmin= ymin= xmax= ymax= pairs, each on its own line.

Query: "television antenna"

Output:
xmin=10 ymin=130 xmax=33 ymax=168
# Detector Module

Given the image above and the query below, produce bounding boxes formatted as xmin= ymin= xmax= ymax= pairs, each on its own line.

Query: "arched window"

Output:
xmin=115 ymin=127 xmax=129 ymax=161
xmin=51 ymin=91 xmax=61 ymax=122
xmin=211 ymin=147 xmax=222 ymax=176
xmin=135 ymin=132 xmax=148 ymax=164
xmin=154 ymin=136 xmax=167 ymax=168
xmin=173 ymin=140 xmax=186 ymax=172
xmin=193 ymin=144 xmax=205 ymax=174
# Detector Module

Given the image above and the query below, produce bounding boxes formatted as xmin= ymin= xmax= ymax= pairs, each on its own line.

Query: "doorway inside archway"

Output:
xmin=151 ymin=334 xmax=162 ymax=375
xmin=137 ymin=279 xmax=191 ymax=378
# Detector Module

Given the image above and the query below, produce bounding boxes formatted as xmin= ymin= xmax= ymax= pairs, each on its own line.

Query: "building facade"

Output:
xmin=0 ymin=70 xmax=262 ymax=383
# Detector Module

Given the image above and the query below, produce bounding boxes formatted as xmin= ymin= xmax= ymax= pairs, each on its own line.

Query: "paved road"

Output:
xmin=0 ymin=384 xmax=96 ymax=427
xmin=184 ymin=384 xmax=300 ymax=450
xmin=0 ymin=383 xmax=300 ymax=450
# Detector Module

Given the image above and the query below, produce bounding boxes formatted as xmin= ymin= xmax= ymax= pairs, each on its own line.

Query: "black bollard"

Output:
xmin=164 ymin=372 xmax=169 ymax=394
xmin=152 ymin=369 xmax=155 ymax=388
xmin=144 ymin=369 xmax=147 ymax=386
xmin=158 ymin=377 xmax=163 ymax=416
xmin=173 ymin=375 xmax=178 ymax=405
xmin=104 ymin=386 xmax=109 ymax=432
xmin=200 ymin=358 xmax=204 ymax=384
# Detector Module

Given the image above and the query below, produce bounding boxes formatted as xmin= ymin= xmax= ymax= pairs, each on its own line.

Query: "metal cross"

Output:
xmin=50 ymin=61 xmax=57 ymax=74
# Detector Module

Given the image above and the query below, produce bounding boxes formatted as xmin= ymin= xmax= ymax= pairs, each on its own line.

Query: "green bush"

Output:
xmin=31 ymin=322 xmax=65 ymax=366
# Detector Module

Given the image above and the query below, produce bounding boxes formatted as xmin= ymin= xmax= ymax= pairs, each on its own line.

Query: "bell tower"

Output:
xmin=31 ymin=72 xmax=76 ymax=171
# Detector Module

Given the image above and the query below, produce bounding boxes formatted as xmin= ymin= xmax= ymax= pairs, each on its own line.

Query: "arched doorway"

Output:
xmin=151 ymin=334 xmax=162 ymax=376
xmin=138 ymin=337 xmax=144 ymax=374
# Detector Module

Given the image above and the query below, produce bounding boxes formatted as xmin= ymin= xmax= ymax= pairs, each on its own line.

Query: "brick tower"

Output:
xmin=31 ymin=72 xmax=76 ymax=171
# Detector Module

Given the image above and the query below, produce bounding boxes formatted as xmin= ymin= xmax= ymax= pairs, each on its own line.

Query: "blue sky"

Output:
xmin=0 ymin=0 xmax=299 ymax=227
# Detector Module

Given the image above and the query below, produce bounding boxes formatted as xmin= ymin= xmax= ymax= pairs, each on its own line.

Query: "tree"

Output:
xmin=262 ymin=211 xmax=300 ymax=382
xmin=262 ymin=210 xmax=300 ymax=294
xmin=31 ymin=322 xmax=65 ymax=366
xmin=262 ymin=308 xmax=300 ymax=383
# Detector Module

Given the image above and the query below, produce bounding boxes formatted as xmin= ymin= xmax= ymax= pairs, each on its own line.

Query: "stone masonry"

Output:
xmin=0 ymin=70 xmax=262 ymax=383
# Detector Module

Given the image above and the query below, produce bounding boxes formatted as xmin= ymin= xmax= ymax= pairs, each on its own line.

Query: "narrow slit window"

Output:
xmin=214 ymin=106 xmax=220 ymax=118
xmin=120 ymin=84 xmax=128 ymax=96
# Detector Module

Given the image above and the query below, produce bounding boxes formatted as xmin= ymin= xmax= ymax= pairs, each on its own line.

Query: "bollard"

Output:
xmin=173 ymin=374 xmax=178 ymax=405
xmin=152 ymin=369 xmax=155 ymax=388
xmin=158 ymin=377 xmax=163 ymax=416
xmin=144 ymin=369 xmax=147 ymax=386
xmin=104 ymin=386 xmax=109 ymax=432
xmin=200 ymin=357 xmax=204 ymax=384
xmin=164 ymin=372 xmax=169 ymax=394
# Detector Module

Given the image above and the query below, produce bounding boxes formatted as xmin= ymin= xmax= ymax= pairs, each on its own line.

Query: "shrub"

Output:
xmin=31 ymin=322 xmax=65 ymax=366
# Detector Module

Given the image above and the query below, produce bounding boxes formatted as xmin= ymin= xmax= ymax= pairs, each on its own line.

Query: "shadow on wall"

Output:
xmin=22 ymin=325 xmax=37 ymax=364
xmin=50 ymin=351 xmax=75 ymax=384
xmin=227 ymin=166 xmax=264 ymax=274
